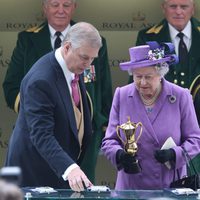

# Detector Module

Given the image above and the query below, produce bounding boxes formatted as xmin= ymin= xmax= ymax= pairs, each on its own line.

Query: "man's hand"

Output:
xmin=67 ymin=167 xmax=92 ymax=192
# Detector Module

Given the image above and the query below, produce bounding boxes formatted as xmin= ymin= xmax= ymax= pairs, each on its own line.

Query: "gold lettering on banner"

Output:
xmin=101 ymin=21 xmax=155 ymax=31
xmin=100 ymin=10 xmax=155 ymax=31
xmin=6 ymin=23 xmax=39 ymax=31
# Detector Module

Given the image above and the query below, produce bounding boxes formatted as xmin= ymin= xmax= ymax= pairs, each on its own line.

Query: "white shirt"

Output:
xmin=168 ymin=21 xmax=192 ymax=56
xmin=48 ymin=24 xmax=71 ymax=49
xmin=55 ymin=48 xmax=79 ymax=181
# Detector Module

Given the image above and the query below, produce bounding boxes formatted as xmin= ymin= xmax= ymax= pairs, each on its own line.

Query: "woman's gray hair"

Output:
xmin=155 ymin=62 xmax=169 ymax=77
xmin=62 ymin=22 xmax=102 ymax=49
xmin=130 ymin=62 xmax=169 ymax=77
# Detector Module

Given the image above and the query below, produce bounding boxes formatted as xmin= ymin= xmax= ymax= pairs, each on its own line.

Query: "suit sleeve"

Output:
xmin=22 ymin=79 xmax=75 ymax=177
xmin=3 ymin=32 xmax=27 ymax=111
xmin=99 ymin=37 xmax=113 ymax=127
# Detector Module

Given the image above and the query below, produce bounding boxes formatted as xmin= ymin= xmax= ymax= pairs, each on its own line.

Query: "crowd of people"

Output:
xmin=1 ymin=0 xmax=200 ymax=193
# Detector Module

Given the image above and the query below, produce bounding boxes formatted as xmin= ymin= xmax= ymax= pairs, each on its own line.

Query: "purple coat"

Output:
xmin=101 ymin=79 xmax=200 ymax=190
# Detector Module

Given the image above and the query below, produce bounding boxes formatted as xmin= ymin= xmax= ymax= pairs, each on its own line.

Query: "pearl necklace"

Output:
xmin=140 ymin=84 xmax=162 ymax=106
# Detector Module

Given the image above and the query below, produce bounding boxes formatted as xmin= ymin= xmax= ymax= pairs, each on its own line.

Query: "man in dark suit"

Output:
xmin=4 ymin=22 xmax=102 ymax=192
xmin=129 ymin=0 xmax=200 ymax=173
xmin=3 ymin=0 xmax=112 ymax=183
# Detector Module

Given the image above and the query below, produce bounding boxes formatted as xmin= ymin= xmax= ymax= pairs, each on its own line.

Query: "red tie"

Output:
xmin=71 ymin=74 xmax=80 ymax=107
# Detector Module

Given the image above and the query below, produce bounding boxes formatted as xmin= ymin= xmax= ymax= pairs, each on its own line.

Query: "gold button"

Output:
xmin=180 ymin=72 xmax=185 ymax=76
xmin=174 ymin=79 xmax=178 ymax=84
xmin=181 ymin=81 xmax=185 ymax=85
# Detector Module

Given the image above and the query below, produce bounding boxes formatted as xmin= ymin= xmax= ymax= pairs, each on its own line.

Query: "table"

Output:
xmin=22 ymin=189 xmax=200 ymax=200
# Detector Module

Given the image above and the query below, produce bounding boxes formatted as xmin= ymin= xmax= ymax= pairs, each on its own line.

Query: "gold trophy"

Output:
xmin=116 ymin=116 xmax=143 ymax=173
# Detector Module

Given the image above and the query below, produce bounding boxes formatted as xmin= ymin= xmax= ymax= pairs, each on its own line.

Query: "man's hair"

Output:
xmin=62 ymin=22 xmax=102 ymax=49
xmin=43 ymin=0 xmax=76 ymax=4
xmin=163 ymin=0 xmax=194 ymax=3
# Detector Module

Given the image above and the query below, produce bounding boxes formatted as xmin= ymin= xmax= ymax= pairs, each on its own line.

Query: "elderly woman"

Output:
xmin=101 ymin=42 xmax=200 ymax=190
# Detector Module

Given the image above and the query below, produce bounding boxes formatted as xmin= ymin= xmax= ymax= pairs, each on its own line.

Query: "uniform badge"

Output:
xmin=84 ymin=65 xmax=96 ymax=83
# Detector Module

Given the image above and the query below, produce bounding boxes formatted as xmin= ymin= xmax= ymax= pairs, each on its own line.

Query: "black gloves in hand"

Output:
xmin=116 ymin=149 xmax=136 ymax=168
xmin=154 ymin=149 xmax=176 ymax=164
xmin=116 ymin=149 xmax=141 ymax=174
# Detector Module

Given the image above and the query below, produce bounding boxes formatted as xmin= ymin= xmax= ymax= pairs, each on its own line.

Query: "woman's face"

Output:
xmin=133 ymin=66 xmax=161 ymax=98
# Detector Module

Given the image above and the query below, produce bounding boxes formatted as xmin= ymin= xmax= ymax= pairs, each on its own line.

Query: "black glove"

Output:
xmin=116 ymin=149 xmax=141 ymax=174
xmin=154 ymin=149 xmax=176 ymax=164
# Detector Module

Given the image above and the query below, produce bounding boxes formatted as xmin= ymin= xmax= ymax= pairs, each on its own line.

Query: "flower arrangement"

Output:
xmin=148 ymin=48 xmax=165 ymax=60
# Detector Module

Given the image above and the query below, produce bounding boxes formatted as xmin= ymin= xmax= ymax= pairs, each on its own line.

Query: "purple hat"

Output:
xmin=120 ymin=41 xmax=178 ymax=71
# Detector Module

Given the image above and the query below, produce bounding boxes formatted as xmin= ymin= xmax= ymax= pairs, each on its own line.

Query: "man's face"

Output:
xmin=63 ymin=43 xmax=99 ymax=74
xmin=162 ymin=0 xmax=194 ymax=31
xmin=43 ymin=0 xmax=76 ymax=31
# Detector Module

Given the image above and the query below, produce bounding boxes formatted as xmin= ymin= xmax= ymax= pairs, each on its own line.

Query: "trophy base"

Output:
xmin=124 ymin=160 xmax=141 ymax=174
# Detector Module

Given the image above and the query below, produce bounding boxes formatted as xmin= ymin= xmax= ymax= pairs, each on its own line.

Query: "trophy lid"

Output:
xmin=120 ymin=117 xmax=136 ymax=130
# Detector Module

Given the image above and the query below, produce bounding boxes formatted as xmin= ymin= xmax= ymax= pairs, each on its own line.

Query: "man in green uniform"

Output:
xmin=2 ymin=0 xmax=112 ymax=183
xmin=129 ymin=0 xmax=200 ymax=173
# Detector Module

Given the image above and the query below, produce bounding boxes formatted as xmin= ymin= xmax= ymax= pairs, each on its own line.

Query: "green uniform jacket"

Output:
xmin=3 ymin=21 xmax=113 ymax=182
xmin=134 ymin=18 xmax=200 ymax=89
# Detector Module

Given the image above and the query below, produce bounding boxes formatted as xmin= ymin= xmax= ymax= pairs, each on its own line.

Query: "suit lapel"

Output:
xmin=30 ymin=23 xmax=52 ymax=58
xmin=78 ymin=75 xmax=92 ymax=138
xmin=54 ymin=61 xmax=79 ymax=141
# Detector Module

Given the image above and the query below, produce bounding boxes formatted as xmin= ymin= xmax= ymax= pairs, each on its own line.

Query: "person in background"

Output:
xmin=4 ymin=22 xmax=102 ymax=192
xmin=131 ymin=0 xmax=200 ymax=89
xmin=101 ymin=42 xmax=200 ymax=190
xmin=2 ymin=0 xmax=112 ymax=183
xmin=129 ymin=0 xmax=200 ymax=173
xmin=0 ymin=180 xmax=23 ymax=200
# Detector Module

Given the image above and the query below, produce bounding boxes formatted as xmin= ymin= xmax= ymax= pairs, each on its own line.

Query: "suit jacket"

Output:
xmin=134 ymin=18 xmax=200 ymax=89
xmin=3 ymin=20 xmax=112 ymax=182
xmin=5 ymin=51 xmax=92 ymax=188
xmin=101 ymin=79 xmax=200 ymax=190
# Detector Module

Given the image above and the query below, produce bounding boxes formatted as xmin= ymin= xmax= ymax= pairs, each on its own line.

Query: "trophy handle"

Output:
xmin=116 ymin=125 xmax=126 ymax=145
xmin=134 ymin=122 xmax=143 ymax=143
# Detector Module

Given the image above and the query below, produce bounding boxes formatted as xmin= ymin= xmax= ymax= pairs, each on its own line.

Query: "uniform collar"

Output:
xmin=48 ymin=24 xmax=71 ymax=39
xmin=168 ymin=20 xmax=192 ymax=40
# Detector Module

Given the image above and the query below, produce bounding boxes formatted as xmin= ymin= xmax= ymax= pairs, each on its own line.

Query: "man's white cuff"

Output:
xmin=62 ymin=163 xmax=79 ymax=181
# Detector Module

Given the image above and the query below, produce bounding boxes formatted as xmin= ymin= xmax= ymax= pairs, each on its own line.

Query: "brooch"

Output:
xmin=169 ymin=95 xmax=176 ymax=103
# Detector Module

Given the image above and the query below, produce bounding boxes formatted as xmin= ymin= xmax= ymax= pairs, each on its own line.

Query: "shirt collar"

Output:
xmin=168 ymin=21 xmax=192 ymax=40
xmin=48 ymin=24 xmax=71 ymax=39
xmin=55 ymin=48 xmax=74 ymax=85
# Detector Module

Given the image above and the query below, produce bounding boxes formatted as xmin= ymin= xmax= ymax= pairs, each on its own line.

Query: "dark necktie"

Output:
xmin=177 ymin=32 xmax=189 ymax=66
xmin=71 ymin=74 xmax=80 ymax=107
xmin=54 ymin=31 xmax=62 ymax=49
